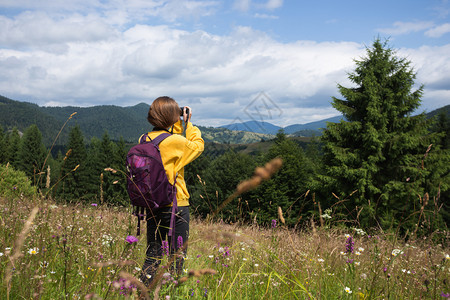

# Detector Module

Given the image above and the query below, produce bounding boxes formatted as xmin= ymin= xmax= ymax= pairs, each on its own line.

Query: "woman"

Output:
xmin=140 ymin=96 xmax=204 ymax=285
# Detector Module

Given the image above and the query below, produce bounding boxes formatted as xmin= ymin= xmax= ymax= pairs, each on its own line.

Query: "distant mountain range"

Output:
xmin=221 ymin=115 xmax=343 ymax=136
xmin=1 ymin=95 xmax=449 ymax=146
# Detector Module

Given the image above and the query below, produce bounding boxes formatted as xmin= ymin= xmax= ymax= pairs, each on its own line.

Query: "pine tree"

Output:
xmin=320 ymin=39 xmax=436 ymax=229
xmin=59 ymin=125 xmax=88 ymax=199
xmin=254 ymin=131 xmax=316 ymax=226
xmin=0 ymin=125 xmax=6 ymax=164
xmin=6 ymin=127 xmax=21 ymax=168
xmin=17 ymin=125 xmax=47 ymax=182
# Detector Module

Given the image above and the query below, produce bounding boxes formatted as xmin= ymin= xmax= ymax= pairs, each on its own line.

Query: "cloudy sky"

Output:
xmin=0 ymin=0 xmax=449 ymax=127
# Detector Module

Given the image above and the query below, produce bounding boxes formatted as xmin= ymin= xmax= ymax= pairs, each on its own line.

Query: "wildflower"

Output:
xmin=271 ymin=219 xmax=277 ymax=228
xmin=353 ymin=228 xmax=366 ymax=236
xmin=445 ymin=254 xmax=450 ymax=260
xmin=358 ymin=247 xmax=364 ymax=252
xmin=243 ymin=258 xmax=247 ymax=261
xmin=345 ymin=234 xmax=350 ymax=238
xmin=254 ymin=263 xmax=259 ymax=267
xmin=355 ymin=251 xmax=361 ymax=256
xmin=28 ymin=247 xmax=39 ymax=255
xmin=91 ymin=203 xmax=98 ymax=207
xmin=355 ymin=261 xmax=360 ymax=266
xmin=383 ymin=267 xmax=388 ymax=272
xmin=177 ymin=236 xmax=183 ymax=249
xmin=392 ymin=249 xmax=403 ymax=256
xmin=345 ymin=236 xmax=354 ymax=254
xmin=318 ymin=258 xmax=325 ymax=262
xmin=161 ymin=241 xmax=169 ymax=257
xmin=0 ymin=252 xmax=3 ymax=256
xmin=441 ymin=292 xmax=450 ymax=298
xmin=344 ymin=286 xmax=352 ymax=294
xmin=125 ymin=235 xmax=138 ymax=244
xmin=208 ymin=255 xmax=214 ymax=258
xmin=321 ymin=213 xmax=332 ymax=219
xmin=346 ymin=259 xmax=354 ymax=264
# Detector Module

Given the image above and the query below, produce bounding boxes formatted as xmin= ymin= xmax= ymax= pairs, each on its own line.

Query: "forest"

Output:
xmin=1 ymin=39 xmax=449 ymax=237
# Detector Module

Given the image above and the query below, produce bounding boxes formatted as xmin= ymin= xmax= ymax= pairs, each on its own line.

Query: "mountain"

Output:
xmin=0 ymin=96 xmax=273 ymax=145
xmin=221 ymin=120 xmax=282 ymax=135
xmin=284 ymin=115 xmax=344 ymax=134
xmin=1 ymin=95 xmax=448 ymax=146
xmin=220 ymin=115 xmax=344 ymax=136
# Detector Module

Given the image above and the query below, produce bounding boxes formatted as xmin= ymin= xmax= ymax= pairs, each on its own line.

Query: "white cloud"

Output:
xmin=265 ymin=0 xmax=283 ymax=10
xmin=425 ymin=23 xmax=450 ymax=38
xmin=0 ymin=3 xmax=449 ymax=126
xmin=254 ymin=13 xmax=278 ymax=19
xmin=377 ymin=21 xmax=434 ymax=35
xmin=233 ymin=0 xmax=251 ymax=12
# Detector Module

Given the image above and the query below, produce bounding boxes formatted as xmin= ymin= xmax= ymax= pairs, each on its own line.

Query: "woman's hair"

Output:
xmin=147 ymin=96 xmax=180 ymax=129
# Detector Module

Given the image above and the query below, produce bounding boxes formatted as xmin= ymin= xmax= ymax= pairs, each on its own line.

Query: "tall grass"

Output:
xmin=1 ymin=189 xmax=449 ymax=299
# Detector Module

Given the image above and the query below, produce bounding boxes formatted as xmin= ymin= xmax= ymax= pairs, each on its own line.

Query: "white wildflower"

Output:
xmin=392 ymin=249 xmax=404 ymax=256
xmin=344 ymin=287 xmax=352 ymax=294
xmin=28 ymin=247 xmax=39 ymax=255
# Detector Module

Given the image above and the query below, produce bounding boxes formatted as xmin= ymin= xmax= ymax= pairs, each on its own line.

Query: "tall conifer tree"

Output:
xmin=17 ymin=125 xmax=47 ymax=182
xmin=6 ymin=128 xmax=21 ymax=168
xmin=320 ymin=39 xmax=435 ymax=228
xmin=59 ymin=125 xmax=88 ymax=199
xmin=0 ymin=125 xmax=6 ymax=164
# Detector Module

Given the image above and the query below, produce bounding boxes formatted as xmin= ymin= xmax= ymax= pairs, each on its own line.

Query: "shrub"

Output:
xmin=0 ymin=163 xmax=37 ymax=198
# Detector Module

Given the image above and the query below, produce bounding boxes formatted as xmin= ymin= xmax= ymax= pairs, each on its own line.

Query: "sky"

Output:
xmin=0 ymin=0 xmax=449 ymax=127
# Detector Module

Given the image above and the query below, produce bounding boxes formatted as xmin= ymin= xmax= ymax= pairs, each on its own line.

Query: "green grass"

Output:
xmin=1 ymin=192 xmax=449 ymax=299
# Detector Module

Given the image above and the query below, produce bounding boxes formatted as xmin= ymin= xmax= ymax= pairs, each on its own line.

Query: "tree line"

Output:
xmin=0 ymin=39 xmax=449 ymax=235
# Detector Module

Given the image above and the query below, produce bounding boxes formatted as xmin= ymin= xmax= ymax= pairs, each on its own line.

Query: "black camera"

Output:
xmin=180 ymin=106 xmax=190 ymax=116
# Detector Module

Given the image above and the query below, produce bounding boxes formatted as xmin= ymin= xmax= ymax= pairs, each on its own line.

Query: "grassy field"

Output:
xmin=1 ymin=192 xmax=449 ymax=299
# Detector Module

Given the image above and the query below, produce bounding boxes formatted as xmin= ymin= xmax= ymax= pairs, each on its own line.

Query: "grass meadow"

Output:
xmin=1 ymin=191 xmax=449 ymax=299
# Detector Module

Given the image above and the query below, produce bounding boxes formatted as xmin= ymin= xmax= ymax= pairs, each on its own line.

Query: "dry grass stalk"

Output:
xmin=318 ymin=202 xmax=324 ymax=227
xmin=212 ymin=158 xmax=282 ymax=218
xmin=118 ymin=271 xmax=150 ymax=300
xmin=46 ymin=165 xmax=51 ymax=189
xmin=100 ymin=173 xmax=104 ymax=205
xmin=278 ymin=206 xmax=285 ymax=224
xmin=178 ymin=268 xmax=217 ymax=283
xmin=5 ymin=206 xmax=39 ymax=300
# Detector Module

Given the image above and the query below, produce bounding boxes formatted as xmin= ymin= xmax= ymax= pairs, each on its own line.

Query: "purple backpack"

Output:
xmin=126 ymin=133 xmax=177 ymax=236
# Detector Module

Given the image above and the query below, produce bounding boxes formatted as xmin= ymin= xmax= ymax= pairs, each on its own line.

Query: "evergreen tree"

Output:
xmin=17 ymin=125 xmax=47 ymax=182
xmin=6 ymin=128 xmax=21 ymax=168
xmin=252 ymin=131 xmax=316 ymax=226
xmin=0 ymin=125 xmax=6 ymax=164
xmin=58 ymin=125 xmax=89 ymax=199
xmin=320 ymin=39 xmax=437 ymax=229
xmin=195 ymin=150 xmax=256 ymax=220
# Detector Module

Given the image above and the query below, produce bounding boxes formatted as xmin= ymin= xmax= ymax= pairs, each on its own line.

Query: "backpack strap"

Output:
xmin=139 ymin=132 xmax=171 ymax=145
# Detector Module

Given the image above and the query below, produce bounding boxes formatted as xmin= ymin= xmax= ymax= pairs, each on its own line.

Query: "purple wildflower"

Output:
xmin=91 ymin=203 xmax=98 ymax=207
xmin=383 ymin=267 xmax=387 ymax=272
xmin=13 ymin=186 xmax=17 ymax=190
xmin=125 ymin=235 xmax=138 ymax=244
xmin=161 ymin=240 xmax=169 ymax=257
xmin=177 ymin=236 xmax=183 ymax=249
xmin=441 ymin=292 xmax=450 ymax=298
xmin=346 ymin=259 xmax=354 ymax=264
xmin=345 ymin=236 xmax=354 ymax=254
xmin=271 ymin=219 xmax=277 ymax=228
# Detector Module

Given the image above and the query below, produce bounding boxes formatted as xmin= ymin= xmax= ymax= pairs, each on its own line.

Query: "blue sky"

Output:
xmin=0 ymin=0 xmax=449 ymax=127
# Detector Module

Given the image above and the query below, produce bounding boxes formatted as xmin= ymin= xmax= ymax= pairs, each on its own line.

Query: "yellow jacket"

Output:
xmin=141 ymin=120 xmax=204 ymax=206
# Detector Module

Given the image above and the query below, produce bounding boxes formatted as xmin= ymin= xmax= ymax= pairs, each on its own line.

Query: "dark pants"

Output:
xmin=140 ymin=206 xmax=189 ymax=285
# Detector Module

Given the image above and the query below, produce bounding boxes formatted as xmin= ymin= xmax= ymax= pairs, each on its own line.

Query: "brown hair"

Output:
xmin=147 ymin=96 xmax=180 ymax=129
